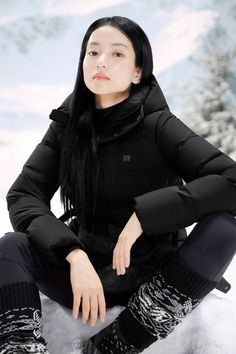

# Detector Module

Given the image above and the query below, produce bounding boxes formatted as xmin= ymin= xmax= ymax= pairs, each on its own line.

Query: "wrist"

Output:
xmin=66 ymin=248 xmax=88 ymax=264
xmin=133 ymin=212 xmax=143 ymax=235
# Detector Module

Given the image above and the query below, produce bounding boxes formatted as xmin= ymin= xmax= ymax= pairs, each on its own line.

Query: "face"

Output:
xmin=82 ymin=25 xmax=142 ymax=108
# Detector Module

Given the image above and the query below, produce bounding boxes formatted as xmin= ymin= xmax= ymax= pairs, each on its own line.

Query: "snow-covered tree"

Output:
xmin=179 ymin=24 xmax=236 ymax=158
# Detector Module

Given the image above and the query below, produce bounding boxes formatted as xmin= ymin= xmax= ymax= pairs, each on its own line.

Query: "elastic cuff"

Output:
xmin=0 ymin=282 xmax=41 ymax=313
xmin=55 ymin=245 xmax=81 ymax=260
xmin=161 ymin=252 xmax=218 ymax=300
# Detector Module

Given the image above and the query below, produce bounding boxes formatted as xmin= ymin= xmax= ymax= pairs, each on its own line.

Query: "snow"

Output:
xmin=0 ymin=0 xmax=236 ymax=353
xmin=0 ymin=128 xmax=46 ymax=196
xmin=44 ymin=0 xmax=129 ymax=16
xmin=153 ymin=5 xmax=218 ymax=73
xmin=0 ymin=15 xmax=20 ymax=26
xmin=0 ymin=84 xmax=71 ymax=115
xmin=39 ymin=243 xmax=236 ymax=354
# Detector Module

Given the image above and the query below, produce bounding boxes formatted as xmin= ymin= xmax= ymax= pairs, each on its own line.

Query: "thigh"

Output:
xmin=177 ymin=211 xmax=236 ymax=280
xmin=0 ymin=232 xmax=74 ymax=309
xmin=181 ymin=211 xmax=236 ymax=260
xmin=0 ymin=232 xmax=130 ymax=311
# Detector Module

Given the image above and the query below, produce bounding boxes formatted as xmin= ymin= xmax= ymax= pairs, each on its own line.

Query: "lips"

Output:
xmin=93 ymin=73 xmax=110 ymax=80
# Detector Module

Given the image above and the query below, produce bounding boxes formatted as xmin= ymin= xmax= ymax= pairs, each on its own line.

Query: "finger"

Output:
xmin=72 ymin=294 xmax=81 ymax=320
xmin=98 ymin=289 xmax=106 ymax=322
xmin=118 ymin=240 xmax=126 ymax=274
xmin=125 ymin=249 xmax=130 ymax=268
xmin=82 ymin=294 xmax=90 ymax=324
xmin=112 ymin=247 xmax=117 ymax=270
xmin=124 ymin=245 xmax=130 ymax=268
xmin=116 ymin=247 xmax=122 ymax=275
xmin=89 ymin=293 xmax=98 ymax=327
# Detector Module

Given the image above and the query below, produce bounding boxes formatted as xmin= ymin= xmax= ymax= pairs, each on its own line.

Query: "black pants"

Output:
xmin=0 ymin=211 xmax=236 ymax=312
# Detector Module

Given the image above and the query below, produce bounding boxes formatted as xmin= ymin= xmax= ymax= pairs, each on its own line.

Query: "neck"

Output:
xmin=95 ymin=88 xmax=131 ymax=109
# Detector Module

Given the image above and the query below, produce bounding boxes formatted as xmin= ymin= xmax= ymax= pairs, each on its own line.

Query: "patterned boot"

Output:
xmin=82 ymin=252 xmax=218 ymax=353
xmin=0 ymin=282 xmax=50 ymax=353
xmin=82 ymin=317 xmax=143 ymax=353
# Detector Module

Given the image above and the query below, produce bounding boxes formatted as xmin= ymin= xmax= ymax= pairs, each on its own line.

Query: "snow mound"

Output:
xmin=41 ymin=286 xmax=236 ymax=354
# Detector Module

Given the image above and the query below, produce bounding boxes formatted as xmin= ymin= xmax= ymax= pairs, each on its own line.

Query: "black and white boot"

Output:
xmin=83 ymin=317 xmax=142 ymax=354
xmin=0 ymin=282 xmax=49 ymax=353
xmin=83 ymin=252 xmax=218 ymax=353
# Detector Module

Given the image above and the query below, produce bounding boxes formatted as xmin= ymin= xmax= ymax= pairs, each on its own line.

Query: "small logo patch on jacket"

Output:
xmin=122 ymin=154 xmax=131 ymax=162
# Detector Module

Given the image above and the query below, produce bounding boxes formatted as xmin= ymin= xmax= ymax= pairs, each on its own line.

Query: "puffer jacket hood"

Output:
xmin=49 ymin=74 xmax=170 ymax=143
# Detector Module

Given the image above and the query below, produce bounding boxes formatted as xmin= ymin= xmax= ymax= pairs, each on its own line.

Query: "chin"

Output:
xmin=91 ymin=87 xmax=115 ymax=95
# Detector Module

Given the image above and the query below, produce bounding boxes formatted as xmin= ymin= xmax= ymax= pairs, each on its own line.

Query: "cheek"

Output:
xmin=82 ymin=60 xmax=86 ymax=76
xmin=82 ymin=62 xmax=90 ymax=88
xmin=82 ymin=59 xmax=87 ymax=72
xmin=113 ymin=61 xmax=134 ymax=77
xmin=83 ymin=57 xmax=91 ymax=71
xmin=83 ymin=65 xmax=92 ymax=85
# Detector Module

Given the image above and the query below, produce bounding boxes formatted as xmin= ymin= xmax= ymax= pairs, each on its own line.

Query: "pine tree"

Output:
xmin=178 ymin=25 xmax=236 ymax=158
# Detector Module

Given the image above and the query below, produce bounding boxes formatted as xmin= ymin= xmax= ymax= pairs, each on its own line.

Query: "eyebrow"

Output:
xmin=87 ymin=41 xmax=129 ymax=50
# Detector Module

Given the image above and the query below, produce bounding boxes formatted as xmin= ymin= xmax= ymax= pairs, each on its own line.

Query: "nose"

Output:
xmin=97 ymin=63 xmax=106 ymax=69
xmin=96 ymin=53 xmax=108 ymax=69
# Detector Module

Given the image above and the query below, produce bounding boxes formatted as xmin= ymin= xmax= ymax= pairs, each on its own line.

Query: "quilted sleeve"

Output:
xmin=6 ymin=118 xmax=86 ymax=266
xmin=133 ymin=111 xmax=236 ymax=235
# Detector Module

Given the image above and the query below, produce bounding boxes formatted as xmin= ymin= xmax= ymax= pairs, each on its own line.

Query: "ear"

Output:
xmin=132 ymin=67 xmax=142 ymax=84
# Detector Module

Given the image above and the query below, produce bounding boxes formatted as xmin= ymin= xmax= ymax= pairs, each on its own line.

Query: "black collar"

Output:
xmin=49 ymin=74 xmax=169 ymax=143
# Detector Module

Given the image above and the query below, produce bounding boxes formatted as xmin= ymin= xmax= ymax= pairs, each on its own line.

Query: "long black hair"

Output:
xmin=59 ymin=16 xmax=154 ymax=231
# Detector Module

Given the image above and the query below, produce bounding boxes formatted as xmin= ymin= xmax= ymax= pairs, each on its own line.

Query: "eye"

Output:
xmin=113 ymin=52 xmax=124 ymax=57
xmin=87 ymin=51 xmax=124 ymax=57
xmin=87 ymin=51 xmax=97 ymax=56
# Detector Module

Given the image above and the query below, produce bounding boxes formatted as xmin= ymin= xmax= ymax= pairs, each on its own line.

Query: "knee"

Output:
xmin=194 ymin=211 xmax=236 ymax=259
xmin=204 ymin=211 xmax=235 ymax=223
xmin=202 ymin=211 xmax=236 ymax=239
xmin=0 ymin=232 xmax=29 ymax=260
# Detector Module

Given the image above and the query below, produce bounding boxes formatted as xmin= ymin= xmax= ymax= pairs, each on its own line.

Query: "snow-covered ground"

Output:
xmin=40 ymin=225 xmax=236 ymax=354
xmin=1 ymin=1 xmax=236 ymax=353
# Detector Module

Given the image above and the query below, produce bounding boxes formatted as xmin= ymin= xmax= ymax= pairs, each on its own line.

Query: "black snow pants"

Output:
xmin=0 ymin=211 xmax=236 ymax=309
xmin=0 ymin=211 xmax=236 ymax=352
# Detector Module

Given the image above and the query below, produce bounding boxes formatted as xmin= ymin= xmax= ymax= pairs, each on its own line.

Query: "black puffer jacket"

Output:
xmin=6 ymin=74 xmax=236 ymax=295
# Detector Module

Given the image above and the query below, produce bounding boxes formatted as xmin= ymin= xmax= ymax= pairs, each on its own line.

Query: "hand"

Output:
xmin=112 ymin=212 xmax=143 ymax=276
xmin=67 ymin=250 xmax=106 ymax=327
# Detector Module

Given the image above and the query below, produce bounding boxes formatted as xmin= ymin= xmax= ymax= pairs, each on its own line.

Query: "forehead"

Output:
xmin=87 ymin=26 xmax=131 ymax=49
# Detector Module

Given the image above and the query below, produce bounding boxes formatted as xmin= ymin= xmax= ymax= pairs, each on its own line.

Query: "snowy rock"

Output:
xmin=41 ymin=265 xmax=236 ymax=354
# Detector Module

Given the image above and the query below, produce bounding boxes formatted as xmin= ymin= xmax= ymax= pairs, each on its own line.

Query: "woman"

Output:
xmin=0 ymin=15 xmax=236 ymax=354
